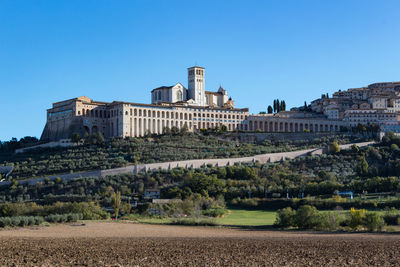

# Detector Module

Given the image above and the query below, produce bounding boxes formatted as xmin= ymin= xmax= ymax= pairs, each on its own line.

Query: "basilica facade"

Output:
xmin=41 ymin=67 xmax=249 ymax=141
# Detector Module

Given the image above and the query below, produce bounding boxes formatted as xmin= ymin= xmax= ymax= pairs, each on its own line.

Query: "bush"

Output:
xmin=316 ymin=212 xmax=345 ymax=231
xmin=363 ymin=212 xmax=385 ymax=232
xmin=0 ymin=216 xmax=45 ymax=228
xmin=295 ymin=205 xmax=320 ymax=229
xmin=34 ymin=216 xmax=44 ymax=225
xmin=0 ymin=217 xmax=11 ymax=227
xmin=18 ymin=216 xmax=29 ymax=227
xmin=383 ymin=213 xmax=399 ymax=225
xmin=10 ymin=216 xmax=21 ymax=227
xmin=274 ymin=207 xmax=296 ymax=227
xmin=171 ymin=217 xmax=218 ymax=226
xmin=44 ymin=213 xmax=82 ymax=223
xmin=202 ymin=208 xmax=226 ymax=217
xmin=347 ymin=208 xmax=366 ymax=230
xmin=328 ymin=142 xmax=340 ymax=154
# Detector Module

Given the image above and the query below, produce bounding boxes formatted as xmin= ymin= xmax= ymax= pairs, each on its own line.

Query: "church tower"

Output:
xmin=188 ymin=66 xmax=206 ymax=106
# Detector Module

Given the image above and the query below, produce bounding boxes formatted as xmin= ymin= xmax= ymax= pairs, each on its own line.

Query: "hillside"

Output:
xmin=0 ymin=133 xmax=364 ymax=180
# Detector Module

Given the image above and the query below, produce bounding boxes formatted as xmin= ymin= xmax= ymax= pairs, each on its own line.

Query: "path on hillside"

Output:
xmin=5 ymin=141 xmax=374 ymax=185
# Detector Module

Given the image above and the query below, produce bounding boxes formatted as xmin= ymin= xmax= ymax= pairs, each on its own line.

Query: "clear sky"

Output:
xmin=1 ymin=0 xmax=399 ymax=141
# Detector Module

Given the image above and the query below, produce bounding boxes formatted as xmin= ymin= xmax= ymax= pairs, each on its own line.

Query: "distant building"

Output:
xmin=310 ymin=81 xmax=400 ymax=128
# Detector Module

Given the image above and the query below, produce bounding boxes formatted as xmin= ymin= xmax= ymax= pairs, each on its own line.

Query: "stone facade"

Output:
xmin=41 ymin=67 xmax=249 ymax=141
xmin=41 ymin=97 xmax=249 ymax=141
xmin=248 ymin=113 xmax=347 ymax=132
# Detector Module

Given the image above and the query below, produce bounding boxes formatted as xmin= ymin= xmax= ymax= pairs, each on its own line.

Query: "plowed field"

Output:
xmin=0 ymin=222 xmax=399 ymax=266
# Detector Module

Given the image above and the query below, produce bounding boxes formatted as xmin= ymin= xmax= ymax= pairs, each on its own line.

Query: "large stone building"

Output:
xmin=41 ymin=67 xmax=249 ymax=141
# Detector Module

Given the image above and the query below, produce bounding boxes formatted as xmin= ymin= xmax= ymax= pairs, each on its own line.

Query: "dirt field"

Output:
xmin=0 ymin=222 xmax=399 ymax=266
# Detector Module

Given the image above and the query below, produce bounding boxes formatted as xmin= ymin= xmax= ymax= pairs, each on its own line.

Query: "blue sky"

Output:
xmin=1 ymin=0 xmax=399 ymax=141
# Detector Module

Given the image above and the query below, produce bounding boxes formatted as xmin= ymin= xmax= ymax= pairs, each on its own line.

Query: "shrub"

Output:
xmin=171 ymin=217 xmax=218 ymax=226
xmin=328 ymin=142 xmax=340 ymax=154
xmin=274 ymin=207 xmax=296 ymax=227
xmin=0 ymin=217 xmax=11 ymax=227
xmin=295 ymin=205 xmax=320 ymax=229
xmin=10 ymin=216 xmax=21 ymax=227
xmin=34 ymin=216 xmax=44 ymax=225
xmin=347 ymin=208 xmax=366 ymax=230
xmin=0 ymin=216 xmax=45 ymax=228
xmin=316 ymin=212 xmax=345 ymax=231
xmin=202 ymin=208 xmax=226 ymax=217
xmin=363 ymin=212 xmax=385 ymax=232
xmin=18 ymin=216 xmax=29 ymax=227
xmin=383 ymin=211 xmax=399 ymax=225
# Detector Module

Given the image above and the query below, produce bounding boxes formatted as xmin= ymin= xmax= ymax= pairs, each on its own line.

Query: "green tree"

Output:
xmin=275 ymin=207 xmax=296 ymax=227
xmin=111 ymin=191 xmax=121 ymax=219
xmin=181 ymin=123 xmax=189 ymax=134
xmin=295 ymin=205 xmax=319 ymax=229
xmin=328 ymin=142 xmax=340 ymax=154
xmin=267 ymin=105 xmax=273 ymax=114
xmin=221 ymin=125 xmax=228 ymax=132
xmin=357 ymin=156 xmax=369 ymax=176
xmin=280 ymin=100 xmax=286 ymax=111
xmin=348 ymin=208 xmax=366 ymax=230
xmin=162 ymin=127 xmax=171 ymax=135
xmin=276 ymin=98 xmax=280 ymax=112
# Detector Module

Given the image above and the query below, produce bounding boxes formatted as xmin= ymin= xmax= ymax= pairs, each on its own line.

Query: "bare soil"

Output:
xmin=0 ymin=222 xmax=399 ymax=266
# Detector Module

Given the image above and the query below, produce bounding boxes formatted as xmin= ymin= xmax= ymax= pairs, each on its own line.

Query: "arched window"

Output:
xmin=176 ymin=90 xmax=183 ymax=101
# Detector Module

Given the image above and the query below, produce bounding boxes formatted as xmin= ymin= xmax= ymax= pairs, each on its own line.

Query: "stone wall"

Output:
xmin=6 ymin=141 xmax=373 ymax=186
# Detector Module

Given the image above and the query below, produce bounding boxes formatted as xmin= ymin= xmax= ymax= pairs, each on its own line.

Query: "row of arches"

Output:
xmin=129 ymin=118 xmax=192 ymax=137
xmin=128 ymin=108 xmax=193 ymax=121
xmin=248 ymin=120 xmax=341 ymax=132
xmin=80 ymin=108 xmax=108 ymax=118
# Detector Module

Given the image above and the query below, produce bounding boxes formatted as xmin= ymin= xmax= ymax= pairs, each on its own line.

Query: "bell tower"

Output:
xmin=188 ymin=66 xmax=206 ymax=106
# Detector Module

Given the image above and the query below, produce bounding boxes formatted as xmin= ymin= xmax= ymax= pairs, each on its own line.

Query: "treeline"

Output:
xmin=274 ymin=205 xmax=397 ymax=232
xmin=0 ymin=201 xmax=109 ymax=219
xmin=0 ymin=136 xmax=39 ymax=154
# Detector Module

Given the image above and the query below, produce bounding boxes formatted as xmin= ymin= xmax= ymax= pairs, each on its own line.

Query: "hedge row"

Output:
xmin=0 ymin=213 xmax=83 ymax=228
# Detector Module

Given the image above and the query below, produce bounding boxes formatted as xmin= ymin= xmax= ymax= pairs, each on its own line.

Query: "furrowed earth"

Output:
xmin=0 ymin=222 xmax=399 ymax=266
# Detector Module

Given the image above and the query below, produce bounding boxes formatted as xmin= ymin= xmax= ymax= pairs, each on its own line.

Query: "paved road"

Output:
xmin=3 ymin=141 xmax=374 ymax=185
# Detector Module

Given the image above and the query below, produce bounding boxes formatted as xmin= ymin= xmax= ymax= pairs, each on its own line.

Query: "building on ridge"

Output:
xmin=41 ymin=66 xmax=249 ymax=141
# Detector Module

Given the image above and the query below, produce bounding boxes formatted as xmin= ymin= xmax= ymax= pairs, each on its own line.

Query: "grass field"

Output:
xmin=216 ymin=208 xmax=276 ymax=226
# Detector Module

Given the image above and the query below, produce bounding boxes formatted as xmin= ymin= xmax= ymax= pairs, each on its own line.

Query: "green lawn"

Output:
xmin=216 ymin=208 xmax=276 ymax=226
